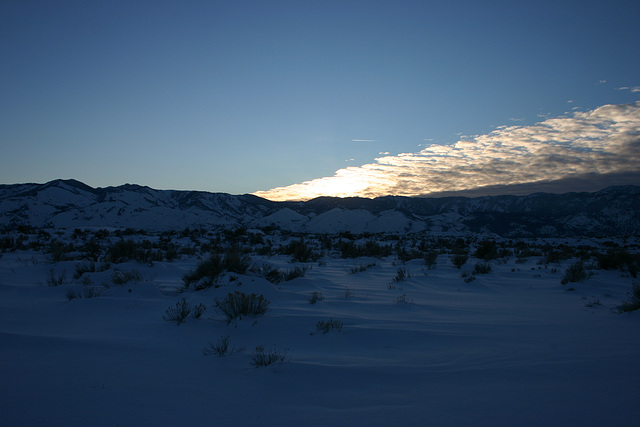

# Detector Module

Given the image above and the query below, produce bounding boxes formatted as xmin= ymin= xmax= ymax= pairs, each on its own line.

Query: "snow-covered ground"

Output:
xmin=1 ymin=233 xmax=638 ymax=426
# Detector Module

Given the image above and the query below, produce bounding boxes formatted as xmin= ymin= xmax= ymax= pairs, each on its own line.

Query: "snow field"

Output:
xmin=1 ymin=238 xmax=639 ymax=426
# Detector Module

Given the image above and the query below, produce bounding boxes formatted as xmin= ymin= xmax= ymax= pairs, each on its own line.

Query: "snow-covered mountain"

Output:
xmin=1 ymin=179 xmax=639 ymax=236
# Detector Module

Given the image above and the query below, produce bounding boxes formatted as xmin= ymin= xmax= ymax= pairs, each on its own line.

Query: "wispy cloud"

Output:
xmin=351 ymin=139 xmax=377 ymax=142
xmin=617 ymin=86 xmax=640 ymax=93
xmin=253 ymin=102 xmax=640 ymax=201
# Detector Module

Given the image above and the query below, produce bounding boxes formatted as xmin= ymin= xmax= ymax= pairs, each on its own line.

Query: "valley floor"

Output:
xmin=1 ymin=244 xmax=639 ymax=426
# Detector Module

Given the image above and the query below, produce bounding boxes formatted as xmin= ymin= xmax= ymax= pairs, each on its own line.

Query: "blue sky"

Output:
xmin=1 ymin=0 xmax=639 ymax=199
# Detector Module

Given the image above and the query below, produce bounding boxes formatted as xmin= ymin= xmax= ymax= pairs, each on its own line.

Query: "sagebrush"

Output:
xmin=214 ymin=291 xmax=270 ymax=323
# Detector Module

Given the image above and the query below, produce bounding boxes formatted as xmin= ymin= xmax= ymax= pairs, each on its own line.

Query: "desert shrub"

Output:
xmin=106 ymin=238 xmax=164 ymax=264
xmin=107 ymin=239 xmax=138 ymax=263
xmin=339 ymin=288 xmax=354 ymax=299
xmin=263 ymin=265 xmax=284 ymax=284
xmin=397 ymin=247 xmax=422 ymax=262
xmin=451 ymin=254 xmax=468 ymax=269
xmin=393 ymin=267 xmax=410 ymax=282
xmin=474 ymin=240 xmax=498 ymax=261
xmin=424 ymin=250 xmax=438 ymax=270
xmin=192 ymin=303 xmax=207 ymax=319
xmin=256 ymin=244 xmax=274 ymax=256
xmin=350 ymin=263 xmax=377 ymax=274
xmin=254 ymin=263 xmax=308 ymax=284
xmin=82 ymin=286 xmax=103 ymax=298
xmin=66 ymin=288 xmax=81 ymax=300
xmin=561 ymin=261 xmax=588 ymax=285
xmin=48 ymin=239 xmax=74 ymax=262
xmin=0 ymin=236 xmax=16 ymax=252
xmin=221 ymin=247 xmax=252 ymax=275
xmin=214 ymin=291 xmax=270 ymax=323
xmin=340 ymin=239 xmax=391 ymax=259
xmin=308 ymin=291 xmax=324 ymax=304
xmin=620 ymin=281 xmax=640 ymax=312
xmin=461 ymin=271 xmax=477 ymax=283
xmin=183 ymin=254 xmax=224 ymax=289
xmin=163 ymin=298 xmax=191 ymax=325
xmin=515 ymin=244 xmax=543 ymax=259
xmin=449 ymin=237 xmax=469 ymax=255
xmin=111 ymin=269 xmax=142 ymax=285
xmin=284 ymin=239 xmax=319 ymax=263
xmin=396 ymin=294 xmax=405 ymax=303
xmin=596 ymin=250 xmax=640 ymax=278
xmin=202 ymin=335 xmax=230 ymax=357
xmin=183 ymin=249 xmax=252 ymax=290
xmin=81 ymin=239 xmax=105 ymax=262
xmin=396 ymin=293 xmax=411 ymax=304
xmin=47 ymin=268 xmax=67 ymax=287
xmin=543 ymin=247 xmax=572 ymax=264
xmin=65 ymin=285 xmax=103 ymax=300
xmin=473 ymin=262 xmax=492 ymax=274
xmin=251 ymin=345 xmax=287 ymax=367
xmin=282 ymin=265 xmax=310 ymax=282
xmin=73 ymin=262 xmax=95 ymax=279
xmin=316 ymin=318 xmax=343 ymax=334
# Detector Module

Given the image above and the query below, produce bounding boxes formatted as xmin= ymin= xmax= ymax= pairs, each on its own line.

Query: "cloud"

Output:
xmin=351 ymin=139 xmax=377 ymax=142
xmin=253 ymin=102 xmax=640 ymax=201
xmin=617 ymin=86 xmax=640 ymax=93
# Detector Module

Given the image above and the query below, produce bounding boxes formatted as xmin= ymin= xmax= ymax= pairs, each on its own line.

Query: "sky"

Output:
xmin=1 ymin=0 xmax=639 ymax=200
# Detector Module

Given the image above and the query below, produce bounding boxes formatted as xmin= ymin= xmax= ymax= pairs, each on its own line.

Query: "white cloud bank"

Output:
xmin=254 ymin=102 xmax=640 ymax=201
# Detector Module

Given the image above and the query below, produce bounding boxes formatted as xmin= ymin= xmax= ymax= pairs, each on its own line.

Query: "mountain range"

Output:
xmin=1 ymin=179 xmax=639 ymax=237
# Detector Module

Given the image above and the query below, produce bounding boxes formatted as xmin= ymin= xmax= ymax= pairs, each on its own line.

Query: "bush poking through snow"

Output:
xmin=282 ymin=266 xmax=310 ymax=282
xmin=339 ymin=288 xmax=354 ymax=299
xmin=284 ymin=238 xmax=320 ymax=263
xmin=461 ymin=271 xmax=477 ymax=283
xmin=474 ymin=240 xmax=499 ymax=261
xmin=183 ymin=254 xmax=224 ymax=289
xmin=424 ymin=251 xmax=438 ymax=270
xmin=308 ymin=291 xmax=324 ymax=304
xmin=111 ymin=269 xmax=142 ymax=285
xmin=66 ymin=288 xmax=81 ymax=300
xmin=83 ymin=286 xmax=103 ymax=298
xmin=202 ymin=335 xmax=229 ymax=357
xmin=620 ymin=281 xmax=640 ymax=312
xmin=350 ymin=263 xmax=377 ymax=274
xmin=183 ymin=249 xmax=252 ymax=290
xmin=66 ymin=285 xmax=103 ymax=300
xmin=163 ymin=298 xmax=191 ymax=325
xmin=254 ymin=264 xmax=310 ymax=283
xmin=316 ymin=318 xmax=343 ymax=334
xmin=451 ymin=254 xmax=468 ymax=269
xmin=192 ymin=303 xmax=207 ymax=319
xmin=561 ymin=261 xmax=588 ymax=285
xmin=250 ymin=345 xmax=287 ymax=367
xmin=214 ymin=291 xmax=270 ymax=323
xmin=473 ymin=262 xmax=492 ymax=274
xmin=261 ymin=265 xmax=283 ymax=284
xmin=393 ymin=267 xmax=410 ymax=282
xmin=396 ymin=294 xmax=410 ymax=304
xmin=47 ymin=268 xmax=67 ymax=287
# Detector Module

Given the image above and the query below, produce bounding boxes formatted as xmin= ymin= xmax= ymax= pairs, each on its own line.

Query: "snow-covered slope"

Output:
xmin=1 ymin=179 xmax=639 ymax=236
